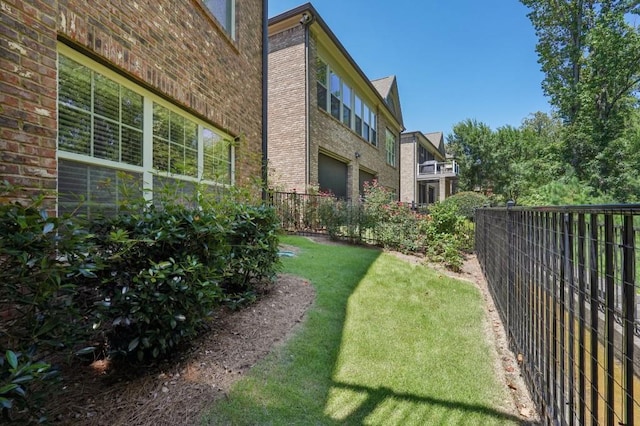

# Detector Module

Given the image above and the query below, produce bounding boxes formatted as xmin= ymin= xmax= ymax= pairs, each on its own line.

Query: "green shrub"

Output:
xmin=418 ymin=202 xmax=467 ymax=271
xmin=88 ymin=189 xmax=281 ymax=362
xmin=0 ymin=185 xmax=98 ymax=354
xmin=441 ymin=191 xmax=489 ymax=220
xmin=0 ymin=348 xmax=59 ymax=424
xmin=222 ymin=204 xmax=281 ymax=298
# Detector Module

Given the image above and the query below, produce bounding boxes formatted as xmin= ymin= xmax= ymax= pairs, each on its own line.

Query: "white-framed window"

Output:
xmin=385 ymin=128 xmax=396 ymax=166
xmin=315 ymin=56 xmax=377 ymax=145
xmin=202 ymin=0 xmax=235 ymax=39
xmin=57 ymin=44 xmax=235 ymax=216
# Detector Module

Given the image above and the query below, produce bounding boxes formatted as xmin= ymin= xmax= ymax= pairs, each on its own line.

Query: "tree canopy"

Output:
xmin=447 ymin=1 xmax=640 ymax=205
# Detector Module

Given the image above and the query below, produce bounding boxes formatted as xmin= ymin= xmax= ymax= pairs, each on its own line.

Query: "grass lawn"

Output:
xmin=202 ymin=235 xmax=519 ymax=425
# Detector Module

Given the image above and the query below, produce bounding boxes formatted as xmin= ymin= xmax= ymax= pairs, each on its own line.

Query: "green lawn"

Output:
xmin=202 ymin=235 xmax=519 ymax=425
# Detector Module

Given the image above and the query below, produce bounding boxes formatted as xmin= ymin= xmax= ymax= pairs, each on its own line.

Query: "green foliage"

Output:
xmin=362 ymin=181 xmax=426 ymax=253
xmin=441 ymin=191 xmax=490 ymax=220
xmin=420 ymin=202 xmax=469 ymax=271
xmin=0 ymin=183 xmax=98 ymax=354
xmin=222 ymin=204 xmax=281 ymax=297
xmin=446 ymin=119 xmax=496 ymax=192
xmin=521 ymin=0 xmax=640 ymax=198
xmin=447 ymin=113 xmax=565 ymax=204
xmin=518 ymin=174 xmax=613 ymax=206
xmin=88 ymin=189 xmax=281 ymax=362
xmin=0 ymin=348 xmax=59 ymax=424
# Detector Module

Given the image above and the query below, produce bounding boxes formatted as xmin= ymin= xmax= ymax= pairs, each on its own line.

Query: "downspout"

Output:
xmin=300 ymin=11 xmax=314 ymax=191
xmin=261 ymin=0 xmax=269 ymax=200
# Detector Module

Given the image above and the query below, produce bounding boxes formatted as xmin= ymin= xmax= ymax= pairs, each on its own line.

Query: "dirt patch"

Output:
xmin=46 ymin=274 xmax=315 ymax=425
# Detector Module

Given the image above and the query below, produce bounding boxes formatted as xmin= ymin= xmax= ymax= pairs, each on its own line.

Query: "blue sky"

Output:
xmin=268 ymin=1 xmax=551 ymax=139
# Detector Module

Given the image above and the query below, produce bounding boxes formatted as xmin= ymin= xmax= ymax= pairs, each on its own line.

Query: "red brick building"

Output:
xmin=1 ymin=0 xmax=265 ymax=214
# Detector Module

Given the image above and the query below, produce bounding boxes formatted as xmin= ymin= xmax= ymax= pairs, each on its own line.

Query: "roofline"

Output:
xmin=269 ymin=3 xmax=405 ymax=132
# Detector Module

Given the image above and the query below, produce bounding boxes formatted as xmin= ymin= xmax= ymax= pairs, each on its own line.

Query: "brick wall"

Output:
xmin=308 ymin=34 xmax=400 ymax=201
xmin=400 ymin=134 xmax=416 ymax=203
xmin=267 ymin=25 xmax=307 ymax=192
xmin=0 ymin=0 xmax=58 ymax=203
xmin=0 ymin=0 xmax=264 ymax=201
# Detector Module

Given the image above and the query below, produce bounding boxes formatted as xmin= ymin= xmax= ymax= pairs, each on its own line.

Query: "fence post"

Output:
xmin=622 ymin=214 xmax=635 ymax=425
xmin=507 ymin=200 xmax=515 ymax=334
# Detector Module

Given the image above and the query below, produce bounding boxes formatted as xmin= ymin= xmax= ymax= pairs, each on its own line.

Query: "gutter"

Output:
xmin=261 ymin=0 xmax=269 ymax=200
xmin=300 ymin=11 xmax=314 ymax=190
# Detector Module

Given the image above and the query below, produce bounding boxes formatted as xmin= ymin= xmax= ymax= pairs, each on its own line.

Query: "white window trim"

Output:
xmin=316 ymin=55 xmax=378 ymax=146
xmin=57 ymin=43 xmax=235 ymax=204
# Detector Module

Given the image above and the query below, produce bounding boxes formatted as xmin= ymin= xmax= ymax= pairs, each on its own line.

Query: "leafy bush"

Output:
xmin=0 ymin=189 xmax=98 ymax=354
xmin=361 ymin=180 xmax=426 ymax=253
xmin=221 ymin=204 xmax=281 ymax=298
xmin=0 ymin=348 xmax=59 ymax=424
xmin=419 ymin=202 xmax=468 ymax=271
xmin=88 ymin=188 xmax=281 ymax=362
xmin=441 ymin=191 xmax=490 ymax=220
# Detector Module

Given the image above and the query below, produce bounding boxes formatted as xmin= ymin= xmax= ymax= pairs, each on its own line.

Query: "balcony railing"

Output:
xmin=417 ymin=160 xmax=459 ymax=179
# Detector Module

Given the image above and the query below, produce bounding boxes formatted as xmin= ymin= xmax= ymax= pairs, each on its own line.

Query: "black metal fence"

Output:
xmin=475 ymin=205 xmax=640 ymax=425
xmin=267 ymin=191 xmax=336 ymax=235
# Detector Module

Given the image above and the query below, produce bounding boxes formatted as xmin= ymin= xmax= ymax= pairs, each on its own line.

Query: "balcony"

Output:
xmin=416 ymin=160 xmax=459 ymax=180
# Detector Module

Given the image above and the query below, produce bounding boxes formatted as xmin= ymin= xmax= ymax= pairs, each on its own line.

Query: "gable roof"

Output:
xmin=371 ymin=76 xmax=394 ymax=98
xmin=371 ymin=75 xmax=404 ymax=127
xmin=424 ymin=132 xmax=446 ymax=157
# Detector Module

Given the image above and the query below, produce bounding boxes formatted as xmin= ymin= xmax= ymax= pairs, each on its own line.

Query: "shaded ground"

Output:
xmin=46 ymin=272 xmax=315 ymax=425
xmin=45 ymin=237 xmax=538 ymax=425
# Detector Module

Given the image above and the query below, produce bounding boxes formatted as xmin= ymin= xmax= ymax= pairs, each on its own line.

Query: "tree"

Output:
xmin=521 ymin=0 xmax=640 ymax=197
xmin=446 ymin=119 xmax=496 ymax=193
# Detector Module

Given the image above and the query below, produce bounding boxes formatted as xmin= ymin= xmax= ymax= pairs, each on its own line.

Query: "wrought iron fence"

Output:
xmin=267 ymin=191 xmax=336 ymax=235
xmin=475 ymin=205 xmax=640 ymax=425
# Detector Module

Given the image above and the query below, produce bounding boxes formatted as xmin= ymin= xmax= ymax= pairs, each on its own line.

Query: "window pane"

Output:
xmin=94 ymin=73 xmax=119 ymax=121
xmin=317 ymin=83 xmax=327 ymax=111
xmin=170 ymin=142 xmax=184 ymax=174
xmin=386 ymin=129 xmax=396 ymax=166
xmin=342 ymin=84 xmax=352 ymax=127
xmin=58 ymin=159 xmax=142 ymax=217
xmin=58 ymin=105 xmax=91 ymax=155
xmin=122 ymin=87 xmax=143 ymax=129
xmin=354 ymin=95 xmax=362 ymax=134
xmin=170 ymin=112 xmax=185 ymax=144
xmin=58 ymin=55 xmax=91 ymax=111
xmin=371 ymin=113 xmax=377 ymax=145
xmin=94 ymin=118 xmax=120 ymax=161
xmin=330 ymin=71 xmax=340 ymax=99
xmin=153 ymin=137 xmax=169 ymax=171
xmin=153 ymin=104 xmax=170 ymax=139
xmin=122 ymin=127 xmax=143 ymax=166
xmin=362 ymin=105 xmax=370 ymax=139
xmin=203 ymin=0 xmax=233 ymax=35
xmin=342 ymin=105 xmax=351 ymax=127
xmin=331 ymin=95 xmax=340 ymax=120
xmin=203 ymin=127 xmax=231 ymax=184
xmin=316 ymin=58 xmax=327 ymax=86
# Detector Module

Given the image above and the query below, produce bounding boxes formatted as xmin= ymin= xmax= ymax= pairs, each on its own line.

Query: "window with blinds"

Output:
xmin=57 ymin=46 xmax=235 ymax=217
